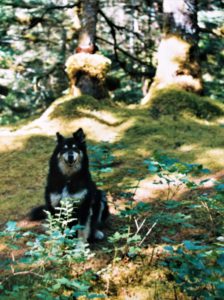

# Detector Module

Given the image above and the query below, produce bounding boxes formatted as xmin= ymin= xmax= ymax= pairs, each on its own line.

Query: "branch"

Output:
xmin=1 ymin=1 xmax=80 ymax=10
xmin=98 ymin=10 xmax=119 ymax=61
xmin=0 ymin=270 xmax=43 ymax=286
xmin=96 ymin=36 xmax=155 ymax=77
xmin=99 ymin=9 xmax=144 ymax=40
xmin=139 ymin=221 xmax=157 ymax=246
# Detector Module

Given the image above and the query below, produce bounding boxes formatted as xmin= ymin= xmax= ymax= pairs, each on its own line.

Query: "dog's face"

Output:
xmin=56 ymin=128 xmax=85 ymax=175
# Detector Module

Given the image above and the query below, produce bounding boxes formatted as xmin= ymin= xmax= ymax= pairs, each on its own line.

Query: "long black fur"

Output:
xmin=29 ymin=128 xmax=109 ymax=241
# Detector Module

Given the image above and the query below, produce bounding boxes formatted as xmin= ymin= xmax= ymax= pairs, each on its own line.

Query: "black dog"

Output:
xmin=30 ymin=128 xmax=109 ymax=242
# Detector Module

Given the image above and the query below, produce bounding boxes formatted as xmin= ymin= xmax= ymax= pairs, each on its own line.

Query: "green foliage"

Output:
xmin=111 ymin=70 xmax=143 ymax=104
xmin=143 ymin=152 xmax=224 ymax=298
xmin=89 ymin=142 xmax=115 ymax=186
xmin=0 ymin=0 xmax=223 ymax=125
xmin=97 ymin=152 xmax=223 ymax=297
xmin=198 ymin=8 xmax=224 ymax=100
xmin=0 ymin=198 xmax=105 ymax=299
xmin=0 ymin=137 xmax=224 ymax=298
xmin=163 ymin=241 xmax=224 ymax=299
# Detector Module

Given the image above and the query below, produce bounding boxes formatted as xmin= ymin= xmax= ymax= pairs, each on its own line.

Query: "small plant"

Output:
xmin=0 ymin=198 xmax=105 ymax=299
xmin=108 ymin=179 xmax=154 ymax=262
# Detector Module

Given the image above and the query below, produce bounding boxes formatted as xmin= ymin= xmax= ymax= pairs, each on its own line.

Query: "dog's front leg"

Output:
xmin=76 ymin=208 xmax=93 ymax=249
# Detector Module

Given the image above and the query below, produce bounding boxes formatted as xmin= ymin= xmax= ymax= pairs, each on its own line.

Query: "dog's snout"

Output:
xmin=68 ymin=151 xmax=75 ymax=163
xmin=62 ymin=149 xmax=79 ymax=165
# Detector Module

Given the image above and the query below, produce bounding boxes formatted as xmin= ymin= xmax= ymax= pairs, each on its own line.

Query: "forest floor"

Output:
xmin=0 ymin=92 xmax=224 ymax=299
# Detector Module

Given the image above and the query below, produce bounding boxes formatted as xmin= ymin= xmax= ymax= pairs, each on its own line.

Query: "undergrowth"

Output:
xmin=1 ymin=89 xmax=224 ymax=299
xmin=0 ymin=148 xmax=224 ymax=299
xmin=0 ymin=199 xmax=104 ymax=300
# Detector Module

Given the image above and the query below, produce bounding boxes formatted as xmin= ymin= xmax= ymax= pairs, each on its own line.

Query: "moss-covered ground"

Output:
xmin=0 ymin=89 xmax=224 ymax=299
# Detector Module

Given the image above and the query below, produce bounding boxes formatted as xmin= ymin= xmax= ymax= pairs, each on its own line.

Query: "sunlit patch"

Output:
xmin=197 ymin=148 xmax=224 ymax=169
xmin=179 ymin=144 xmax=198 ymax=152
xmin=142 ymin=35 xmax=202 ymax=104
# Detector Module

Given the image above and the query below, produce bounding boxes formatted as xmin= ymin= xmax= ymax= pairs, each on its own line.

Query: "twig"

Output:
xmin=139 ymin=221 xmax=157 ymax=246
xmin=99 ymin=9 xmax=143 ymax=39
xmin=0 ymin=268 xmax=43 ymax=285
xmin=148 ymin=246 xmax=155 ymax=266
xmin=97 ymin=36 xmax=154 ymax=69
xmin=134 ymin=217 xmax=146 ymax=235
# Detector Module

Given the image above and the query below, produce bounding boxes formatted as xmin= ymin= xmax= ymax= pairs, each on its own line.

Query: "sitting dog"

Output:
xmin=30 ymin=128 xmax=109 ymax=242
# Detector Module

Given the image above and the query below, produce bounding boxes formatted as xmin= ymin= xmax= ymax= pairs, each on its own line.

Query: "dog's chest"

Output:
xmin=50 ymin=184 xmax=88 ymax=208
xmin=62 ymin=186 xmax=87 ymax=201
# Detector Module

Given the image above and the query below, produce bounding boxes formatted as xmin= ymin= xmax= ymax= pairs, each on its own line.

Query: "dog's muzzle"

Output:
xmin=64 ymin=151 xmax=78 ymax=165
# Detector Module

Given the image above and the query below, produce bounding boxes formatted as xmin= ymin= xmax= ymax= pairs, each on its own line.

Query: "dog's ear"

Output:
xmin=56 ymin=132 xmax=64 ymax=144
xmin=73 ymin=128 xmax=85 ymax=143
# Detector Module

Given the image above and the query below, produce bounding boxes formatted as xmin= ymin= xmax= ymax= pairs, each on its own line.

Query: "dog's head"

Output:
xmin=55 ymin=128 xmax=86 ymax=174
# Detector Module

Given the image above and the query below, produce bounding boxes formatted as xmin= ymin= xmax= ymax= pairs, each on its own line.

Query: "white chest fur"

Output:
xmin=50 ymin=188 xmax=88 ymax=207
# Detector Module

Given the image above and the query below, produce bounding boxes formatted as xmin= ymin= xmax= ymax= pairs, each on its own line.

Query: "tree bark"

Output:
xmin=65 ymin=0 xmax=111 ymax=99
xmin=77 ymin=0 xmax=98 ymax=52
xmin=142 ymin=0 xmax=203 ymax=105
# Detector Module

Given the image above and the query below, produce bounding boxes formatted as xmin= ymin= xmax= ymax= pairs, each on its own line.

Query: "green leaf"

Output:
xmin=88 ymin=293 xmax=106 ymax=299
xmin=5 ymin=221 xmax=18 ymax=232
xmin=52 ymin=283 xmax=61 ymax=291
xmin=217 ymin=254 xmax=224 ymax=267
xmin=161 ymin=237 xmax=175 ymax=243
xmin=164 ymin=245 xmax=174 ymax=252
xmin=215 ymin=183 xmax=224 ymax=192
xmin=101 ymin=167 xmax=113 ymax=173
xmin=165 ymin=200 xmax=182 ymax=209
xmin=147 ymin=163 xmax=159 ymax=173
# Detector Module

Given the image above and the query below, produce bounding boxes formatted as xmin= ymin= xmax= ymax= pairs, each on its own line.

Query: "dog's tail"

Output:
xmin=29 ymin=205 xmax=47 ymax=221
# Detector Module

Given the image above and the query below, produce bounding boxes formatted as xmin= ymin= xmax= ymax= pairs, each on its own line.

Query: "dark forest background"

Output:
xmin=0 ymin=0 xmax=223 ymax=124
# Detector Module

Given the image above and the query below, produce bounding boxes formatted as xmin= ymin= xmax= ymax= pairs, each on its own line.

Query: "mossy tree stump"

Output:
xmin=65 ymin=53 xmax=111 ymax=99
xmin=142 ymin=0 xmax=203 ymax=105
xmin=65 ymin=0 xmax=111 ymax=99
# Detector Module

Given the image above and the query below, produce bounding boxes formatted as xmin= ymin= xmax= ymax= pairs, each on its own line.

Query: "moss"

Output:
xmin=65 ymin=53 xmax=111 ymax=81
xmin=148 ymin=87 xmax=224 ymax=119
xmin=0 ymin=136 xmax=54 ymax=225
xmin=50 ymin=95 xmax=114 ymax=119
xmin=1 ymin=89 xmax=224 ymax=224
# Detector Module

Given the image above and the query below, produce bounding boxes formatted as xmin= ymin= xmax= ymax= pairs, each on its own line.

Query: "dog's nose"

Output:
xmin=68 ymin=152 xmax=74 ymax=163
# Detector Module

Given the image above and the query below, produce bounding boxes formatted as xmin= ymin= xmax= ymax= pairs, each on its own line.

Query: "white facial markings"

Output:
xmin=62 ymin=151 xmax=78 ymax=162
xmin=58 ymin=151 xmax=83 ymax=176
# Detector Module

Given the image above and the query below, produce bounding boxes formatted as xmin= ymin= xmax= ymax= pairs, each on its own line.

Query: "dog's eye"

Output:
xmin=64 ymin=145 xmax=68 ymax=149
xmin=72 ymin=145 xmax=76 ymax=149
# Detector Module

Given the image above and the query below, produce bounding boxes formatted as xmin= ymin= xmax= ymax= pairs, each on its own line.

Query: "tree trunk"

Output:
xmin=142 ymin=0 xmax=202 ymax=105
xmin=65 ymin=0 xmax=111 ymax=99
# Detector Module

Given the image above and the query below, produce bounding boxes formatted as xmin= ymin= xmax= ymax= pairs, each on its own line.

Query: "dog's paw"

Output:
xmin=94 ymin=230 xmax=104 ymax=240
